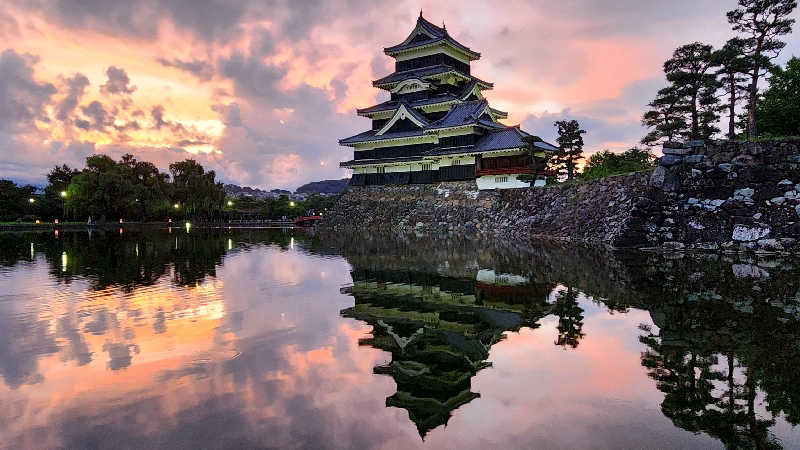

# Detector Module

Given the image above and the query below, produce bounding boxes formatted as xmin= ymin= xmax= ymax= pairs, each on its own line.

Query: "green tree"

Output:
xmin=713 ymin=39 xmax=752 ymax=139
xmin=169 ymin=159 xmax=225 ymax=220
xmin=0 ymin=180 xmax=37 ymax=221
xmin=754 ymin=57 xmax=800 ymax=137
xmin=582 ymin=148 xmax=657 ymax=180
xmin=552 ymin=119 xmax=586 ymax=180
xmin=664 ymin=42 xmax=721 ymax=141
xmin=641 ymin=85 xmax=690 ymax=146
xmin=551 ymin=286 xmax=585 ymax=349
xmin=727 ymin=0 xmax=797 ymax=138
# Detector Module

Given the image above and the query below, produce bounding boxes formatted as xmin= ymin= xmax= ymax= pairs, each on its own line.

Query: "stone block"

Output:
xmin=649 ymin=166 xmax=667 ymax=188
xmin=718 ymin=163 xmax=734 ymax=172
xmin=663 ymin=241 xmax=686 ymax=250
xmin=660 ymin=155 xmax=683 ymax=166
xmin=663 ymin=147 xmax=692 ymax=156
xmin=732 ymin=224 xmax=771 ymax=242
xmin=663 ymin=141 xmax=684 ymax=149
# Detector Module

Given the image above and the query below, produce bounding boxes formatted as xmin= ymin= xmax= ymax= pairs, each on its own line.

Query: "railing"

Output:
xmin=475 ymin=167 xmax=534 ymax=177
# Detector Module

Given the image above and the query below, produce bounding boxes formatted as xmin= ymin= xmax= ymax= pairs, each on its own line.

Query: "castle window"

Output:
xmin=421 ymin=163 xmax=432 ymax=171
xmin=376 ymin=166 xmax=385 ymax=174
xmin=494 ymin=176 xmax=508 ymax=183
xmin=453 ymin=159 xmax=461 ymax=166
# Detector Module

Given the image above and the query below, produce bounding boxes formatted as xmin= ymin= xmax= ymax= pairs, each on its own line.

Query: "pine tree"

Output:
xmin=663 ymin=42 xmax=721 ymax=141
xmin=641 ymin=85 xmax=689 ymax=146
xmin=727 ymin=0 xmax=797 ymax=138
xmin=552 ymin=119 xmax=586 ymax=180
xmin=712 ymin=39 xmax=751 ymax=139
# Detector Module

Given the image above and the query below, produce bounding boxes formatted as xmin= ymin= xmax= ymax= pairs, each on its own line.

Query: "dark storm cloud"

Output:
xmin=81 ymin=101 xmax=109 ymax=130
xmin=0 ymin=49 xmax=56 ymax=132
xmin=56 ymin=73 xmax=90 ymax=121
xmin=101 ymin=66 xmax=136 ymax=95
xmin=156 ymin=57 xmax=215 ymax=81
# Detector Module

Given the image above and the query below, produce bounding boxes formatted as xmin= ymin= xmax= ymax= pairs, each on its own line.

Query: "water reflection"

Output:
xmin=0 ymin=229 xmax=797 ymax=448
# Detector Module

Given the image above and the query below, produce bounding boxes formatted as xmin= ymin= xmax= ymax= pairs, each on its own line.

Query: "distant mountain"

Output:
xmin=296 ymin=179 xmax=349 ymax=194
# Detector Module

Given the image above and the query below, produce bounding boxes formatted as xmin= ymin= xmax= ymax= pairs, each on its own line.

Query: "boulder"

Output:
xmin=732 ymin=224 xmax=771 ymax=242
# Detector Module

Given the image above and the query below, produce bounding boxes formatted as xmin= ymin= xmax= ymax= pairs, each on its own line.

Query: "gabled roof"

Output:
xmin=339 ymin=128 xmax=425 ymax=145
xmin=426 ymin=100 xmax=490 ymax=130
xmin=356 ymin=94 xmax=459 ymax=116
xmin=384 ymin=14 xmax=480 ymax=60
xmin=375 ymin=103 xmax=429 ymax=135
xmin=473 ymin=127 xmax=558 ymax=152
xmin=372 ymin=65 xmax=494 ymax=89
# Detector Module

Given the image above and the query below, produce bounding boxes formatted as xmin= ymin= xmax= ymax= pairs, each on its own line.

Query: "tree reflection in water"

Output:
xmin=0 ymin=229 xmax=797 ymax=448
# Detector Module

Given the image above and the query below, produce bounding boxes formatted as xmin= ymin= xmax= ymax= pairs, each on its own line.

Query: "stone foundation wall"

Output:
xmin=325 ymin=139 xmax=800 ymax=253
xmin=631 ymin=139 xmax=800 ymax=252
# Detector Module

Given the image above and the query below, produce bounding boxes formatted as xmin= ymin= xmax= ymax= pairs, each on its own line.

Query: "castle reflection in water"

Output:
xmin=0 ymin=228 xmax=798 ymax=448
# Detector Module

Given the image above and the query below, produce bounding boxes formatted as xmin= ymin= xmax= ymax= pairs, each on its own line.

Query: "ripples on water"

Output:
xmin=0 ymin=228 xmax=798 ymax=449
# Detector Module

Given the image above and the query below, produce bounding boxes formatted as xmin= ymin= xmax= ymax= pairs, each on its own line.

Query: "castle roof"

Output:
xmin=384 ymin=14 xmax=480 ymax=60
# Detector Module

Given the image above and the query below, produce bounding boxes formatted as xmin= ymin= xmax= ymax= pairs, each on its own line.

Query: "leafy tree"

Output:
xmin=713 ymin=39 xmax=752 ymax=139
xmin=552 ymin=119 xmax=586 ymax=180
xmin=582 ymin=147 xmax=657 ymax=180
xmin=727 ymin=0 xmax=797 ymax=138
xmin=0 ymin=180 xmax=37 ymax=221
xmin=664 ymin=42 xmax=721 ymax=141
xmin=169 ymin=159 xmax=226 ymax=220
xmin=754 ymin=57 xmax=800 ymax=137
xmin=641 ymin=86 xmax=690 ymax=146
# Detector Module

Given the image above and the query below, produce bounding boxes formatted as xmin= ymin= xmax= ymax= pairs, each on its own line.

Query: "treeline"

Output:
xmin=0 ymin=154 xmax=336 ymax=223
xmin=642 ymin=0 xmax=797 ymax=144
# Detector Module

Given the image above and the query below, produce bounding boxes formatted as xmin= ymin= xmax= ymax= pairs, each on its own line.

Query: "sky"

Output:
xmin=0 ymin=0 xmax=798 ymax=190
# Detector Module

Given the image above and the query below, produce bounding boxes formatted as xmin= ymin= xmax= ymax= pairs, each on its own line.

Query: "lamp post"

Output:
xmin=60 ymin=191 xmax=67 ymax=220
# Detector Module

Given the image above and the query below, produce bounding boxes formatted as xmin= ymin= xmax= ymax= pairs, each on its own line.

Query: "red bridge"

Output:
xmin=294 ymin=215 xmax=323 ymax=227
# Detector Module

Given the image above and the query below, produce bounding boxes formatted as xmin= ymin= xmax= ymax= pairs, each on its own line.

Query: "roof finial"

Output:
xmin=419 ymin=9 xmax=423 ymax=18
xmin=442 ymin=21 xmax=446 ymax=31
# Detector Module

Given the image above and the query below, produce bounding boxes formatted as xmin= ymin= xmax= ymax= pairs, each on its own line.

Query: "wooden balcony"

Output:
xmin=475 ymin=167 xmax=534 ymax=177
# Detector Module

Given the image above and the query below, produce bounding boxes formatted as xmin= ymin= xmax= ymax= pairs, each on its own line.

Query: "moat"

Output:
xmin=0 ymin=228 xmax=798 ymax=449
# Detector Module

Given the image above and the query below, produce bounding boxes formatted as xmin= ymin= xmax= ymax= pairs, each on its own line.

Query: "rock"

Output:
xmin=796 ymin=204 xmax=800 ymax=218
xmin=718 ymin=163 xmax=734 ymax=172
xmin=771 ymin=197 xmax=786 ymax=205
xmin=778 ymin=179 xmax=793 ymax=185
xmin=786 ymin=191 xmax=799 ymax=200
xmin=415 ymin=222 xmax=425 ymax=228
xmin=685 ymin=155 xmax=708 ymax=164
xmin=689 ymin=219 xmax=706 ymax=230
xmin=733 ymin=188 xmax=754 ymax=202
xmin=693 ymin=242 xmax=719 ymax=251
xmin=687 ymin=197 xmax=699 ymax=205
xmin=663 ymin=147 xmax=692 ymax=156
xmin=732 ymin=224 xmax=771 ymax=242
xmin=757 ymin=238 xmax=784 ymax=251
xmin=649 ymin=166 xmax=667 ymax=188
xmin=753 ymin=213 xmax=763 ymax=220
xmin=732 ymin=154 xmax=755 ymax=165
xmin=660 ymin=155 xmax=683 ymax=166
xmin=663 ymin=241 xmax=686 ymax=250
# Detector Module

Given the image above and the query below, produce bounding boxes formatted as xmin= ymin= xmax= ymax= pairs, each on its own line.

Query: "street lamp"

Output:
xmin=227 ymin=200 xmax=233 ymax=207
xmin=28 ymin=198 xmax=35 ymax=204
xmin=289 ymin=201 xmax=295 ymax=207
xmin=174 ymin=203 xmax=180 ymax=209
xmin=60 ymin=191 xmax=67 ymax=198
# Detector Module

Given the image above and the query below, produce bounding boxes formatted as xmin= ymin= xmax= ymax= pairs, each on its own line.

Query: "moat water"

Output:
xmin=0 ymin=228 xmax=798 ymax=449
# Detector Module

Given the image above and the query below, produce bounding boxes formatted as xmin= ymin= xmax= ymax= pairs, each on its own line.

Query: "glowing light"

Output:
xmin=185 ymin=222 xmax=191 ymax=232
xmin=227 ymin=200 xmax=233 ymax=206
xmin=35 ymin=220 xmax=40 ymax=224
xmin=54 ymin=229 xmax=59 ymax=238
xmin=28 ymin=198 xmax=35 ymax=203
xmin=168 ymin=218 xmax=172 ymax=223
xmin=29 ymin=243 xmax=34 ymax=259
xmin=61 ymin=252 xmax=67 ymax=272
xmin=174 ymin=204 xmax=180 ymax=209
xmin=119 ymin=218 xmax=124 ymax=223
xmin=60 ymin=191 xmax=67 ymax=198
xmin=290 ymin=237 xmax=294 ymax=249
xmin=135 ymin=243 xmax=139 ymax=257
xmin=54 ymin=219 xmax=59 ymax=224
xmin=227 ymin=239 xmax=233 ymax=250
xmin=289 ymin=201 xmax=296 ymax=207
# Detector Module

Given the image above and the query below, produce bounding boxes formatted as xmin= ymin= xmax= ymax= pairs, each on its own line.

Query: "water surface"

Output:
xmin=0 ymin=228 xmax=798 ymax=449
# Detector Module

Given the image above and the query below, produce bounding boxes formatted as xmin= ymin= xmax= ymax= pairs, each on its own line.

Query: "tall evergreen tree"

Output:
xmin=712 ymin=39 xmax=751 ymax=139
xmin=641 ymin=85 xmax=689 ymax=146
xmin=663 ymin=42 xmax=721 ymax=141
xmin=727 ymin=0 xmax=797 ymax=138
xmin=552 ymin=119 xmax=586 ymax=180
